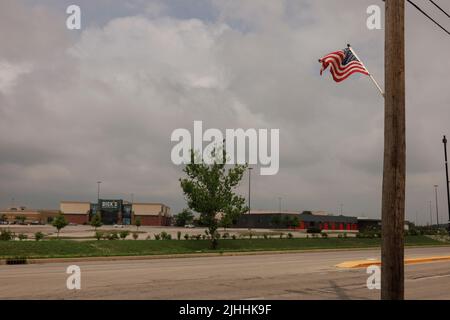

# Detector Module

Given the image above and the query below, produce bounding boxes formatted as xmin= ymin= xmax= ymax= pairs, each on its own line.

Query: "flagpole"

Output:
xmin=347 ymin=44 xmax=385 ymax=98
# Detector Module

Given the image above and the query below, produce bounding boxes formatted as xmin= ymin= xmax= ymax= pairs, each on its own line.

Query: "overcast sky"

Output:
xmin=1 ymin=0 xmax=449 ymax=224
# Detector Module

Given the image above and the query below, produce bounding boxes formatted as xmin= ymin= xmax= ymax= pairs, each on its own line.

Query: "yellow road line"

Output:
xmin=336 ymin=256 xmax=450 ymax=268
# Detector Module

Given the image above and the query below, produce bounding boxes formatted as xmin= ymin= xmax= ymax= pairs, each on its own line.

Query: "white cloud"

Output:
xmin=0 ymin=61 xmax=32 ymax=94
xmin=0 ymin=0 xmax=449 ymax=225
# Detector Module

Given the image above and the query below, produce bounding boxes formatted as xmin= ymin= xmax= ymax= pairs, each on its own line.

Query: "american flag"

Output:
xmin=319 ymin=47 xmax=369 ymax=83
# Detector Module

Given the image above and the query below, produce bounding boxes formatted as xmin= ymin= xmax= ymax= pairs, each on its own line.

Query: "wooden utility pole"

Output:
xmin=381 ymin=0 xmax=406 ymax=300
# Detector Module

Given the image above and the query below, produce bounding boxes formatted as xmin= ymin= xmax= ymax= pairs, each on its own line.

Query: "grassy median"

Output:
xmin=0 ymin=236 xmax=445 ymax=259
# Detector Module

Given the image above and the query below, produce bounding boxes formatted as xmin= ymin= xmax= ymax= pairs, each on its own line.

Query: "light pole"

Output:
xmin=97 ymin=181 xmax=102 ymax=202
xmin=278 ymin=197 xmax=282 ymax=214
xmin=434 ymin=185 xmax=439 ymax=228
xmin=443 ymin=135 xmax=450 ymax=234
xmin=248 ymin=168 xmax=253 ymax=215
xmin=429 ymin=200 xmax=433 ymax=227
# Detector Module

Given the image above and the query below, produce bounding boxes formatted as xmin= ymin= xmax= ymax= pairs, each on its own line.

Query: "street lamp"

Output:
xmin=278 ymin=197 xmax=282 ymax=214
xmin=434 ymin=185 xmax=439 ymax=228
xmin=248 ymin=168 xmax=253 ymax=215
xmin=97 ymin=181 xmax=102 ymax=202
xmin=429 ymin=200 xmax=433 ymax=227
xmin=443 ymin=135 xmax=450 ymax=234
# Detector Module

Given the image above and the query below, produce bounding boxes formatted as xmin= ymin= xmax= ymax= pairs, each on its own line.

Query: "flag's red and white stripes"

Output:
xmin=319 ymin=49 xmax=369 ymax=83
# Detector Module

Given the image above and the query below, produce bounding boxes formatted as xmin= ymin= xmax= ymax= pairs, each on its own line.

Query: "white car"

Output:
xmin=184 ymin=224 xmax=195 ymax=228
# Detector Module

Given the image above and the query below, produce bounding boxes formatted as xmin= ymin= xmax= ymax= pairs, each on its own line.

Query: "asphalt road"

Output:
xmin=1 ymin=247 xmax=450 ymax=300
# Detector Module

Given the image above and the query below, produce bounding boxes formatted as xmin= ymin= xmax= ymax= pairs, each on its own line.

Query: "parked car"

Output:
xmin=184 ymin=224 xmax=195 ymax=229
xmin=30 ymin=221 xmax=40 ymax=225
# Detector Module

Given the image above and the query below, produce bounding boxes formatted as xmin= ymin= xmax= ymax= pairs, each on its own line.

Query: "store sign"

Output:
xmin=101 ymin=200 xmax=119 ymax=209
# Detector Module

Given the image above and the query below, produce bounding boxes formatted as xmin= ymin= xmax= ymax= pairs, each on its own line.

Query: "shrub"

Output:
xmin=34 ymin=232 xmax=44 ymax=241
xmin=263 ymin=234 xmax=268 ymax=240
xmin=154 ymin=234 xmax=161 ymax=240
xmin=160 ymin=231 xmax=171 ymax=240
xmin=337 ymin=234 xmax=343 ymax=238
xmin=222 ymin=232 xmax=229 ymax=239
xmin=321 ymin=232 xmax=328 ymax=238
xmin=132 ymin=232 xmax=139 ymax=240
xmin=108 ymin=232 xmax=119 ymax=240
xmin=202 ymin=235 xmax=206 ymax=240
xmin=18 ymin=233 xmax=28 ymax=241
xmin=95 ymin=231 xmax=103 ymax=241
xmin=119 ymin=230 xmax=130 ymax=240
xmin=184 ymin=233 xmax=189 ymax=240
xmin=195 ymin=234 xmax=202 ymax=240
xmin=287 ymin=232 xmax=293 ymax=239
xmin=249 ymin=233 xmax=253 ymax=240
xmin=343 ymin=233 xmax=348 ymax=238
xmin=177 ymin=231 xmax=182 ymax=240
xmin=0 ymin=229 xmax=14 ymax=241
xmin=279 ymin=233 xmax=284 ymax=239
xmin=232 ymin=235 xmax=237 ymax=240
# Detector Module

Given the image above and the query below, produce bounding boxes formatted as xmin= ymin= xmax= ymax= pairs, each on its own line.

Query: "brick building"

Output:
xmin=234 ymin=210 xmax=358 ymax=231
xmin=60 ymin=199 xmax=171 ymax=226
xmin=0 ymin=207 xmax=59 ymax=224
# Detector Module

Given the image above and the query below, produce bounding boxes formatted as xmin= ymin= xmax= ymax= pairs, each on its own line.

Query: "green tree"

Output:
xmin=119 ymin=230 xmax=130 ymax=240
xmin=34 ymin=231 xmax=44 ymax=241
xmin=135 ymin=217 xmax=141 ymax=230
xmin=175 ymin=209 xmax=194 ymax=227
xmin=219 ymin=209 xmax=240 ymax=231
xmin=52 ymin=214 xmax=68 ymax=238
xmin=180 ymin=148 xmax=248 ymax=249
xmin=90 ymin=212 xmax=103 ymax=231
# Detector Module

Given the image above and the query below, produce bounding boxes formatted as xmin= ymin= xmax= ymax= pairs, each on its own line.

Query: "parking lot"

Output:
xmin=0 ymin=224 xmax=328 ymax=240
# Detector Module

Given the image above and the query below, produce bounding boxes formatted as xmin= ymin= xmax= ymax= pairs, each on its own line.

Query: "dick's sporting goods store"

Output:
xmin=90 ymin=200 xmax=132 ymax=225
xmin=60 ymin=200 xmax=171 ymax=226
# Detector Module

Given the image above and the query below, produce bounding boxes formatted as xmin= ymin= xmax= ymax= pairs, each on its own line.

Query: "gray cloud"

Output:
xmin=1 ymin=0 xmax=449 ymax=225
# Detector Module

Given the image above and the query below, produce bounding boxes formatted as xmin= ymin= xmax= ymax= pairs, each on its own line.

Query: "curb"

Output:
xmin=335 ymin=255 xmax=450 ymax=268
xmin=1 ymin=247 xmax=379 ymax=265
xmin=2 ymin=244 xmax=450 ymax=265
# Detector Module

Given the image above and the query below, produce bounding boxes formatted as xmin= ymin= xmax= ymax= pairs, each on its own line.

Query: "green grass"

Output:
xmin=0 ymin=236 xmax=445 ymax=259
